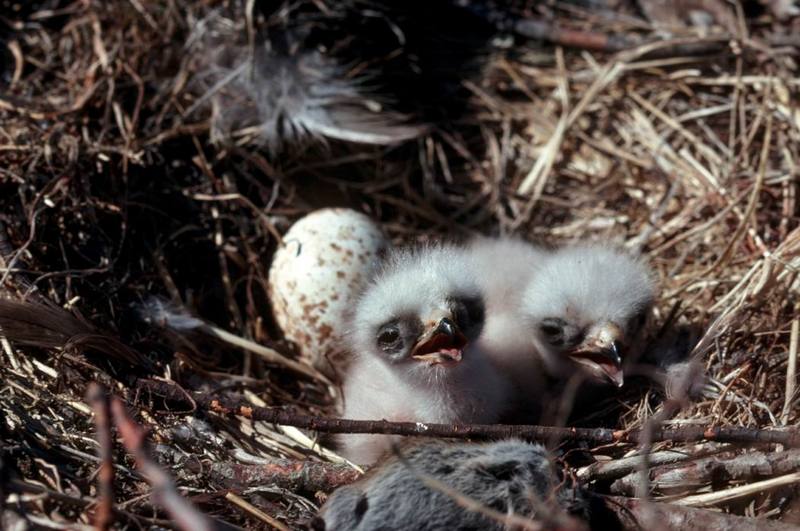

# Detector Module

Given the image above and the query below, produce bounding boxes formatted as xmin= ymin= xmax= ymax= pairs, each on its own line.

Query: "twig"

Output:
xmin=110 ymin=398 xmax=218 ymax=531
xmin=197 ymin=394 xmax=800 ymax=447
xmin=612 ymin=449 xmax=800 ymax=496
xmin=86 ymin=384 xmax=115 ymax=531
xmin=205 ymin=324 xmax=329 ymax=384
xmin=208 ymin=460 xmax=361 ymax=493
xmin=240 ymin=389 xmax=360 ymax=469
xmin=141 ymin=297 xmax=330 ymax=385
xmin=224 ymin=492 xmax=290 ymax=531
xmin=511 ymin=20 xmax=729 ymax=59
xmin=781 ymin=319 xmax=799 ymax=424
xmin=513 ymin=19 xmax=631 ymax=52
xmin=673 ymin=471 xmax=800 ymax=507
xmin=578 ymin=450 xmax=695 ymax=482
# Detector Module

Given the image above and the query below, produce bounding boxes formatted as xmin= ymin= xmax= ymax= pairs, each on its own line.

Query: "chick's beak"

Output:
xmin=567 ymin=322 xmax=625 ymax=387
xmin=411 ymin=317 xmax=467 ymax=366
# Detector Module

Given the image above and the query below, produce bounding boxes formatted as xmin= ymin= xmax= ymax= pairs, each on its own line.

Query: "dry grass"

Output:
xmin=1 ymin=0 xmax=800 ymax=528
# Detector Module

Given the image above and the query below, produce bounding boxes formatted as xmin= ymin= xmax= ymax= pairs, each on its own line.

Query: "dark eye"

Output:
xmin=451 ymin=296 xmax=484 ymax=330
xmin=629 ymin=309 xmax=649 ymax=331
xmin=377 ymin=325 xmax=401 ymax=349
xmin=539 ymin=317 xmax=567 ymax=345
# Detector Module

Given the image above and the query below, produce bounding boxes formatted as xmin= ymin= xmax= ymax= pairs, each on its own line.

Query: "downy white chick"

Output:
xmin=521 ymin=243 xmax=655 ymax=391
xmin=460 ymin=237 xmax=551 ymax=401
xmin=339 ymin=244 xmax=512 ymax=465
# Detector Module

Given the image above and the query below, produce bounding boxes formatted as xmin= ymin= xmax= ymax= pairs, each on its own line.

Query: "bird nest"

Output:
xmin=1 ymin=0 xmax=800 ymax=529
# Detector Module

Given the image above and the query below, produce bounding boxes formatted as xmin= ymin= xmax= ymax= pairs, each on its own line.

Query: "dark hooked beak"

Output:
xmin=567 ymin=323 xmax=625 ymax=387
xmin=411 ymin=317 xmax=467 ymax=366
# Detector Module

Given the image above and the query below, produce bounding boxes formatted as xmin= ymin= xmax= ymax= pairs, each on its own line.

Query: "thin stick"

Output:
xmin=133 ymin=380 xmax=800 ymax=448
xmin=577 ymin=450 xmax=693 ymax=481
xmin=209 ymin=459 xmax=361 ymax=492
xmin=782 ymin=319 xmax=799 ymax=424
xmin=202 ymin=323 xmax=330 ymax=384
xmin=612 ymin=449 xmax=800 ymax=497
xmin=141 ymin=298 xmax=330 ymax=385
xmin=86 ymin=384 xmax=115 ymax=531
xmin=674 ymin=471 xmax=800 ymax=507
xmin=225 ymin=492 xmax=290 ymax=531
xmin=200 ymin=396 xmax=800 ymax=447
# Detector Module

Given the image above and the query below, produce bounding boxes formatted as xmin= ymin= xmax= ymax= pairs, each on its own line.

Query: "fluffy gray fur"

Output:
xmin=340 ymin=245 xmax=512 ymax=465
xmin=315 ymin=439 xmax=588 ymax=531
xmin=522 ymin=243 xmax=655 ymax=378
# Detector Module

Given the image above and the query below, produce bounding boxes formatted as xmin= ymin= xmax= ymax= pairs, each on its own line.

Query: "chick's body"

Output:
xmin=461 ymin=238 xmax=551 ymax=410
xmin=341 ymin=351 xmax=507 ymax=464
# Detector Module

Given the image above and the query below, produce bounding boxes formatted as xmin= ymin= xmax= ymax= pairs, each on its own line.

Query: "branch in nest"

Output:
xmin=578 ymin=449 xmax=699 ymax=482
xmin=134 ymin=378 xmax=800 ymax=447
xmin=207 ymin=460 xmax=361 ymax=493
xmin=512 ymin=19 xmax=730 ymax=58
xmin=611 ymin=449 xmax=800 ymax=496
xmin=197 ymin=393 xmax=800 ymax=447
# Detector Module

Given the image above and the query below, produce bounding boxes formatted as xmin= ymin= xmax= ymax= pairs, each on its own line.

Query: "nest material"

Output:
xmin=1 ymin=0 xmax=800 ymax=528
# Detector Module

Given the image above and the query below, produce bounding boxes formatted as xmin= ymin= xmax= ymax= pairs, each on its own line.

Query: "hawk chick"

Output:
xmin=522 ymin=243 xmax=655 ymax=389
xmin=339 ymin=244 xmax=512 ymax=464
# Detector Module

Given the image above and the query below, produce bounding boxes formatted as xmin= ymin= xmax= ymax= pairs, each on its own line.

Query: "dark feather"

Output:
xmin=0 ymin=299 xmax=150 ymax=367
xmin=188 ymin=0 xmax=497 ymax=151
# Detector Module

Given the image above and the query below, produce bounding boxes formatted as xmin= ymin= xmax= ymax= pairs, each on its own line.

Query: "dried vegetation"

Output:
xmin=1 ymin=0 xmax=800 ymax=528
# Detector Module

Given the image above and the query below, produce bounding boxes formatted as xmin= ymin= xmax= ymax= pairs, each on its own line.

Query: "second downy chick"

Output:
xmin=520 ymin=243 xmax=655 ymax=417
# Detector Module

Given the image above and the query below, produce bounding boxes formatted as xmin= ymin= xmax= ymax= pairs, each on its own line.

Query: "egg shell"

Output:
xmin=268 ymin=208 xmax=387 ymax=368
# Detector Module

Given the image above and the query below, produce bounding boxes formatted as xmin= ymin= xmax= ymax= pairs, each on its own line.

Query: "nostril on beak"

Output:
xmin=608 ymin=340 xmax=623 ymax=366
xmin=436 ymin=318 xmax=457 ymax=337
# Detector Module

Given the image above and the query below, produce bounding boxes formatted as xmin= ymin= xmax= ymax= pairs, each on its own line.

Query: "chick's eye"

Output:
xmin=451 ymin=297 xmax=484 ymax=328
xmin=540 ymin=323 xmax=561 ymax=336
xmin=538 ymin=317 xmax=568 ymax=345
xmin=377 ymin=326 xmax=401 ymax=348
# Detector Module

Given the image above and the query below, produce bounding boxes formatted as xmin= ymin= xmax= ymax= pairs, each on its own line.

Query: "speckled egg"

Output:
xmin=268 ymin=208 xmax=388 ymax=369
